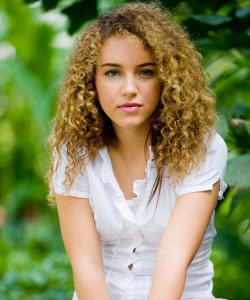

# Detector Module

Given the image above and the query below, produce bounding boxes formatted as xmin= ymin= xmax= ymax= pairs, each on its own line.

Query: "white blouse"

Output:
xmin=51 ymin=132 xmax=228 ymax=300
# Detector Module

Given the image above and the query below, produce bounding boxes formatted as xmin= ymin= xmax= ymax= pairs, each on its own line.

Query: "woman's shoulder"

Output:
xmin=174 ymin=132 xmax=228 ymax=198
xmin=50 ymin=142 xmax=91 ymax=198
xmin=206 ymin=132 xmax=228 ymax=162
xmin=210 ymin=132 xmax=227 ymax=149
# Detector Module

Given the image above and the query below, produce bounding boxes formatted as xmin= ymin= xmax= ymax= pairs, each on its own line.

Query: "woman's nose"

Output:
xmin=120 ymin=75 xmax=138 ymax=96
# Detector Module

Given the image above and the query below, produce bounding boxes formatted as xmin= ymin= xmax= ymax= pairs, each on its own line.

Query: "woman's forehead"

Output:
xmin=97 ymin=35 xmax=154 ymax=65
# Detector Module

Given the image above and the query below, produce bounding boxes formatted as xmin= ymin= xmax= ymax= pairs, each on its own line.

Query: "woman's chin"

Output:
xmin=112 ymin=120 xmax=151 ymax=132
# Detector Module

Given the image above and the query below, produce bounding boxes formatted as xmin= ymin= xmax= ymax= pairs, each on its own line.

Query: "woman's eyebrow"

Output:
xmin=101 ymin=62 xmax=156 ymax=67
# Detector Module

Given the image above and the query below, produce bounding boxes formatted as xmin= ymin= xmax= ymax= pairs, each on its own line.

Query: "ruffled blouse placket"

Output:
xmin=99 ymin=146 xmax=158 ymax=228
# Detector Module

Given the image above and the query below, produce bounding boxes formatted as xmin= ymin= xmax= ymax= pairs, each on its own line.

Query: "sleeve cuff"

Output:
xmin=177 ymin=177 xmax=227 ymax=200
xmin=50 ymin=185 xmax=90 ymax=199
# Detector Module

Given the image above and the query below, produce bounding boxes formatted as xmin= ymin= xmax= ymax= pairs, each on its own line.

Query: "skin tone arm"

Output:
xmin=55 ymin=194 xmax=111 ymax=300
xmin=147 ymin=180 xmax=220 ymax=300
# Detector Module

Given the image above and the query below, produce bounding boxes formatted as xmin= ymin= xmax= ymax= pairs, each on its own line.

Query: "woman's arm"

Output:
xmin=147 ymin=180 xmax=220 ymax=300
xmin=55 ymin=194 xmax=110 ymax=300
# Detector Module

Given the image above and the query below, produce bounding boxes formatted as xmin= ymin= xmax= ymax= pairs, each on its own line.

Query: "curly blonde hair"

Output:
xmin=47 ymin=0 xmax=217 ymax=205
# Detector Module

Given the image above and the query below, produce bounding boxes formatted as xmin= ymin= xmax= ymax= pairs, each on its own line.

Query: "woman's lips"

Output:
xmin=119 ymin=103 xmax=142 ymax=112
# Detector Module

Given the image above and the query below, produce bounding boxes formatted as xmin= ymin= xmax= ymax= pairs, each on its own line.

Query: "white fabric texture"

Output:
xmin=51 ymin=132 xmax=228 ymax=300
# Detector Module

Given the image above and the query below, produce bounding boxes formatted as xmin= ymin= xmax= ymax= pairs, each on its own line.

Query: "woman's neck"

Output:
xmin=110 ymin=124 xmax=151 ymax=160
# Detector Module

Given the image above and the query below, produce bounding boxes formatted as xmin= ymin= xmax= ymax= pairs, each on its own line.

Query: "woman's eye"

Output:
xmin=139 ymin=69 xmax=154 ymax=77
xmin=104 ymin=69 xmax=154 ymax=77
xmin=104 ymin=70 xmax=119 ymax=77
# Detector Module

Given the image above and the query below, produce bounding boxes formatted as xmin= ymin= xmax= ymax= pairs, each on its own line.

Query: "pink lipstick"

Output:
xmin=119 ymin=103 xmax=142 ymax=112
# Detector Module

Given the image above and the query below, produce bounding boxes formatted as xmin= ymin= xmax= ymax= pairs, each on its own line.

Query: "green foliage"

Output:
xmin=42 ymin=0 xmax=61 ymax=11
xmin=192 ymin=14 xmax=232 ymax=25
xmin=0 ymin=0 xmax=249 ymax=299
xmin=61 ymin=0 xmax=97 ymax=34
xmin=225 ymin=153 xmax=250 ymax=188
xmin=212 ymin=187 xmax=250 ymax=299
xmin=0 ymin=212 xmax=74 ymax=299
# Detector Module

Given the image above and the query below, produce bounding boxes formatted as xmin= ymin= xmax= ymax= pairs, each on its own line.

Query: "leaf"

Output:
xmin=243 ymin=219 xmax=250 ymax=234
xmin=236 ymin=5 xmax=250 ymax=18
xmin=228 ymin=118 xmax=250 ymax=152
xmin=231 ymin=103 xmax=250 ymax=120
xmin=192 ymin=14 xmax=232 ymax=26
xmin=23 ymin=0 xmax=39 ymax=3
xmin=42 ymin=0 xmax=60 ymax=11
xmin=228 ymin=190 xmax=246 ymax=216
xmin=62 ymin=0 xmax=97 ymax=35
xmin=227 ymin=189 xmax=250 ymax=218
xmin=225 ymin=154 xmax=250 ymax=188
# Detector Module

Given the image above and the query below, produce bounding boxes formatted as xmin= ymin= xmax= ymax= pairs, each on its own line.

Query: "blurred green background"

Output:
xmin=0 ymin=0 xmax=249 ymax=299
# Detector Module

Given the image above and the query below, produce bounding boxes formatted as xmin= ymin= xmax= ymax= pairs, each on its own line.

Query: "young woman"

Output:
xmin=47 ymin=2 xmax=228 ymax=300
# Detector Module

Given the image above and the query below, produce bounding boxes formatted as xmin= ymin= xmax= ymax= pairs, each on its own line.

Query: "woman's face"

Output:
xmin=95 ymin=35 xmax=162 ymax=133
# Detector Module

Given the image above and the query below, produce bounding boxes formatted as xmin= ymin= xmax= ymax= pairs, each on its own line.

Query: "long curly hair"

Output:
xmin=47 ymin=0 xmax=217 ymax=205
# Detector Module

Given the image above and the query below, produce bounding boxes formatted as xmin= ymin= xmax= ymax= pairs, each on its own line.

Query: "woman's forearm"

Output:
xmin=73 ymin=262 xmax=111 ymax=300
xmin=147 ymin=260 xmax=187 ymax=300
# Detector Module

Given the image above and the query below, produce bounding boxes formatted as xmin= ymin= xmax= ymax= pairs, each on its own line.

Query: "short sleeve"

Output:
xmin=50 ymin=143 xmax=90 ymax=198
xmin=175 ymin=133 xmax=228 ymax=200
